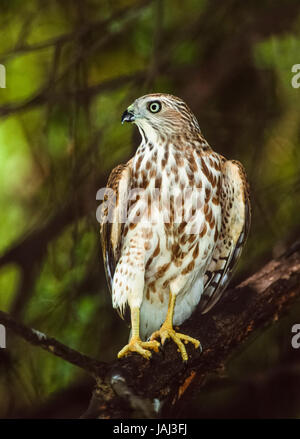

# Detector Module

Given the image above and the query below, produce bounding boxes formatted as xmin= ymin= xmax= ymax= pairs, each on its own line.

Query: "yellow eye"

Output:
xmin=148 ymin=101 xmax=162 ymax=113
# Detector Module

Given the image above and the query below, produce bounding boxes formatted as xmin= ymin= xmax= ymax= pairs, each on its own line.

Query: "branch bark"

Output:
xmin=1 ymin=244 xmax=300 ymax=418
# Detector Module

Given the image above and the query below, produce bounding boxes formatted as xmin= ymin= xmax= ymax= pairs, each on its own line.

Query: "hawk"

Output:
xmin=100 ymin=93 xmax=250 ymax=362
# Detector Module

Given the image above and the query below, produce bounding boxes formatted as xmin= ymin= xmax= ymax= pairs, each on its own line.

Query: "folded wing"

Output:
xmin=199 ymin=159 xmax=251 ymax=314
xmin=100 ymin=161 xmax=132 ymax=297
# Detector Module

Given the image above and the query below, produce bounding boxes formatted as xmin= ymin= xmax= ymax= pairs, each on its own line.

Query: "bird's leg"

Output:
xmin=150 ymin=291 xmax=201 ymax=362
xmin=117 ymin=307 xmax=160 ymax=360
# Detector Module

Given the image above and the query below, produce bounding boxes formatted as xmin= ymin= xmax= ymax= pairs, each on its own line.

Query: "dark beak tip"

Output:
xmin=121 ymin=109 xmax=135 ymax=124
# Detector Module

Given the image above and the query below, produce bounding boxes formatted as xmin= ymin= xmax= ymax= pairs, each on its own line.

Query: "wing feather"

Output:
xmin=199 ymin=159 xmax=251 ymax=314
xmin=100 ymin=160 xmax=132 ymax=296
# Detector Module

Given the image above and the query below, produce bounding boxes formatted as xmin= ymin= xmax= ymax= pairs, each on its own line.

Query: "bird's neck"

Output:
xmin=134 ymin=131 xmax=211 ymax=173
xmin=137 ymin=124 xmax=210 ymax=152
xmin=137 ymin=124 xmax=161 ymax=146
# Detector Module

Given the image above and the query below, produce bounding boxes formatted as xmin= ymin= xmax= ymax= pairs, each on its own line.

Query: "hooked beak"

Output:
xmin=121 ymin=108 xmax=135 ymax=124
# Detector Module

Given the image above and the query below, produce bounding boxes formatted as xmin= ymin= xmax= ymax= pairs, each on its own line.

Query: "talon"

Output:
xmin=150 ymin=324 xmax=201 ymax=362
xmin=118 ymin=337 xmax=160 ymax=360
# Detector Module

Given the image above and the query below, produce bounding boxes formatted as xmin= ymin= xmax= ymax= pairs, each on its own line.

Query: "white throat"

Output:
xmin=136 ymin=121 xmax=161 ymax=146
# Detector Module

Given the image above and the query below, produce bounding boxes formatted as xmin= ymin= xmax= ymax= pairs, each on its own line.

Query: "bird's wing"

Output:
xmin=100 ymin=160 xmax=132 ymax=297
xmin=199 ymin=159 xmax=251 ymax=314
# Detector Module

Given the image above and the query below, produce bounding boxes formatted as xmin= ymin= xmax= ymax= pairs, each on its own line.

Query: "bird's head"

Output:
xmin=121 ymin=93 xmax=201 ymax=143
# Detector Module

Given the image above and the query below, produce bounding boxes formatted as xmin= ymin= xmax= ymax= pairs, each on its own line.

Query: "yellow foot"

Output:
xmin=150 ymin=324 xmax=201 ymax=362
xmin=117 ymin=337 xmax=160 ymax=360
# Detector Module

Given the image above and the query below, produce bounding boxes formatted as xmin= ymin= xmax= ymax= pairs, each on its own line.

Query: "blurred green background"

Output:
xmin=0 ymin=0 xmax=300 ymax=418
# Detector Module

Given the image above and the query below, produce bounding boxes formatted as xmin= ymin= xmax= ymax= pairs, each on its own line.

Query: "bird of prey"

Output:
xmin=100 ymin=93 xmax=250 ymax=362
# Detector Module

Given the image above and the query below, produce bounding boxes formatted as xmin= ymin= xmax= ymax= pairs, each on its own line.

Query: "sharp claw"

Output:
xmin=149 ymin=326 xmax=201 ymax=362
xmin=118 ymin=338 xmax=160 ymax=360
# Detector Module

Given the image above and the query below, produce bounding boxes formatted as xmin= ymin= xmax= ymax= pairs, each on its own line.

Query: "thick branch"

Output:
xmin=83 ymin=243 xmax=300 ymax=418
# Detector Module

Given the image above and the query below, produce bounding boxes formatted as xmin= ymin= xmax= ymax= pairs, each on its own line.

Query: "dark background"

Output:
xmin=0 ymin=0 xmax=300 ymax=418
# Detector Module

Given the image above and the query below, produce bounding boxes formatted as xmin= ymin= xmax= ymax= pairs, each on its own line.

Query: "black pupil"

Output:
xmin=150 ymin=102 xmax=160 ymax=112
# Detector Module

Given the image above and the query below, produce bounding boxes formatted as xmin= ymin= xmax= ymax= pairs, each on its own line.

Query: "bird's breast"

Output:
xmin=127 ymin=145 xmax=223 ymax=304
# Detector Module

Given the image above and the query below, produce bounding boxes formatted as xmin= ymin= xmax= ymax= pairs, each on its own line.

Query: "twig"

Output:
xmin=0 ymin=0 xmax=154 ymax=64
xmin=0 ymin=309 xmax=107 ymax=379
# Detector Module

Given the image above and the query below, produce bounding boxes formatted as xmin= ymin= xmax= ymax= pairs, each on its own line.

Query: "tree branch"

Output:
xmin=0 ymin=0 xmax=154 ymax=64
xmin=1 ymin=242 xmax=300 ymax=418
xmin=83 ymin=242 xmax=300 ymax=418
xmin=0 ymin=309 xmax=107 ymax=379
